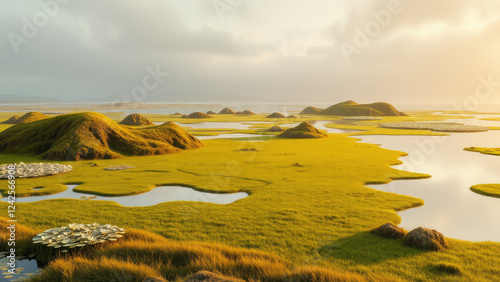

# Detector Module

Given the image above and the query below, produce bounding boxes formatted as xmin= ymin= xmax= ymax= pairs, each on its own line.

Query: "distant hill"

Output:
xmin=1 ymin=112 xmax=49 ymax=124
xmin=183 ymin=112 xmax=212 ymax=119
xmin=238 ymin=110 xmax=255 ymax=115
xmin=299 ymin=106 xmax=323 ymax=114
xmin=319 ymin=101 xmax=407 ymax=116
xmin=119 ymin=114 xmax=154 ymax=126
xmin=219 ymin=108 xmax=236 ymax=114
xmin=266 ymin=112 xmax=286 ymax=118
xmin=278 ymin=122 xmax=328 ymax=138
xmin=0 ymin=112 xmax=203 ymax=160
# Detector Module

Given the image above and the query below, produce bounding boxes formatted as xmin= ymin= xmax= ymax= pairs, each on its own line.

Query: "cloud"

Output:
xmin=1 ymin=0 xmax=500 ymax=103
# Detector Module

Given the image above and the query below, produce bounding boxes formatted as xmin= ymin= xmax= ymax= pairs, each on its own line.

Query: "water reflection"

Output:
xmin=360 ymin=121 xmax=500 ymax=242
xmin=0 ymin=255 xmax=41 ymax=281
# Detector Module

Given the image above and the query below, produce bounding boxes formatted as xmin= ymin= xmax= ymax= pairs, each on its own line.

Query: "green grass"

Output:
xmin=1 ymin=114 xmax=500 ymax=280
xmin=470 ymin=184 xmax=500 ymax=198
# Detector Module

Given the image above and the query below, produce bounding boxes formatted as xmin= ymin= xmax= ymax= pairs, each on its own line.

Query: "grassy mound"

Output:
xmin=183 ymin=112 xmax=212 ymax=119
xmin=266 ymin=112 xmax=286 ymax=118
xmin=320 ymin=101 xmax=407 ymax=116
xmin=206 ymin=111 xmax=217 ymax=115
xmin=470 ymin=184 xmax=500 ymax=199
xmin=278 ymin=122 xmax=328 ymax=138
xmin=0 ymin=115 xmax=20 ymax=124
xmin=237 ymin=110 xmax=255 ymax=115
xmin=300 ymin=106 xmax=323 ymax=114
xmin=119 ymin=114 xmax=154 ymax=126
xmin=1 ymin=111 xmax=49 ymax=124
xmin=0 ymin=112 xmax=203 ymax=160
xmin=219 ymin=108 xmax=236 ymax=114
xmin=20 ymin=225 xmax=367 ymax=282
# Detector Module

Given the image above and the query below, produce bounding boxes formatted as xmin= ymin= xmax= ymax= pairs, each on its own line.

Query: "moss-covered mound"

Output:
xmin=278 ymin=122 xmax=328 ymax=139
xmin=299 ymin=106 xmax=323 ymax=114
xmin=206 ymin=111 xmax=217 ymax=115
xmin=319 ymin=100 xmax=407 ymax=116
xmin=237 ymin=110 xmax=255 ymax=115
xmin=0 ymin=115 xmax=20 ymax=124
xmin=119 ymin=114 xmax=154 ymax=126
xmin=1 ymin=112 xmax=49 ymax=124
xmin=0 ymin=112 xmax=203 ymax=160
xmin=219 ymin=108 xmax=236 ymax=114
xmin=266 ymin=112 xmax=286 ymax=118
xmin=182 ymin=112 xmax=212 ymax=119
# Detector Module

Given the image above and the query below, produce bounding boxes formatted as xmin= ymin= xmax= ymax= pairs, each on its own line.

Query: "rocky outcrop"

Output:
xmin=0 ymin=162 xmax=72 ymax=178
xmin=404 ymin=227 xmax=449 ymax=250
xmin=371 ymin=223 xmax=406 ymax=239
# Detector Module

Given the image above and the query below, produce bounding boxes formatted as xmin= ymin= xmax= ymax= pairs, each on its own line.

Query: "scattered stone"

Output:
xmin=0 ymin=162 xmax=72 ymax=179
xmin=371 ymin=223 xmax=406 ymax=239
xmin=292 ymin=163 xmax=303 ymax=167
xmin=404 ymin=227 xmax=449 ymax=251
xmin=239 ymin=148 xmax=257 ymax=151
xmin=268 ymin=126 xmax=284 ymax=132
xmin=91 ymin=163 xmax=99 ymax=167
xmin=32 ymin=223 xmax=126 ymax=251
xmin=104 ymin=165 xmax=134 ymax=171
xmin=380 ymin=122 xmax=489 ymax=133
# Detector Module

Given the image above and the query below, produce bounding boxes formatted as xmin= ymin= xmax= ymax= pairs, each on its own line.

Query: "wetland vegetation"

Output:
xmin=1 ymin=108 xmax=500 ymax=281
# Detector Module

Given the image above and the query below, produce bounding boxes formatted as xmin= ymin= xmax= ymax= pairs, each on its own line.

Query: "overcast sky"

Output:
xmin=1 ymin=0 xmax=500 ymax=103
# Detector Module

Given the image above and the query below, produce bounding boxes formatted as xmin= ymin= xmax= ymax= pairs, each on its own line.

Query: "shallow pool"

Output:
xmin=2 ymin=185 xmax=248 ymax=207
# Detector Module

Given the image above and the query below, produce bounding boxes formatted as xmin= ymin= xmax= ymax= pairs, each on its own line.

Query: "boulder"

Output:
xmin=371 ymin=223 xmax=406 ymax=239
xmin=404 ymin=227 xmax=449 ymax=250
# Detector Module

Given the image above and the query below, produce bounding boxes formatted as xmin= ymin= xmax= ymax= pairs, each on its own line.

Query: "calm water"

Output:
xmin=0 ymin=255 xmax=41 ymax=281
xmin=1 ymin=185 xmax=248 ymax=207
xmin=361 ymin=117 xmax=500 ymax=242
